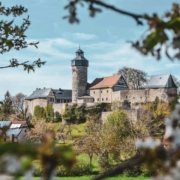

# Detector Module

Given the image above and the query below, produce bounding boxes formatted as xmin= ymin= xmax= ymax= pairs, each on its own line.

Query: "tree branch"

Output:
xmin=0 ymin=58 xmax=46 ymax=72
xmin=0 ymin=61 xmax=29 ymax=69
xmin=83 ymin=0 xmax=144 ymax=25
xmin=93 ymin=155 xmax=143 ymax=180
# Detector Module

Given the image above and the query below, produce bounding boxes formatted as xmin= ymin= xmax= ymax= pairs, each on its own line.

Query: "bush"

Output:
xmin=140 ymin=164 xmax=160 ymax=177
xmin=33 ymin=163 xmax=43 ymax=176
xmin=123 ymin=166 xmax=141 ymax=177
xmin=56 ymin=160 xmax=92 ymax=176
xmin=55 ymin=111 xmax=62 ymax=122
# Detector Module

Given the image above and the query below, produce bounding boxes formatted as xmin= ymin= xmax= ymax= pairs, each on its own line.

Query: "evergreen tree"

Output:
xmin=1 ymin=91 xmax=14 ymax=120
xmin=33 ymin=105 xmax=45 ymax=120
xmin=54 ymin=111 xmax=62 ymax=122
xmin=45 ymin=104 xmax=54 ymax=122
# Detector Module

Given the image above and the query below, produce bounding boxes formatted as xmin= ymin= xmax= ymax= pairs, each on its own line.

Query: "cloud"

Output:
xmin=63 ymin=32 xmax=97 ymax=40
xmin=107 ymin=29 xmax=117 ymax=40
xmin=26 ymin=38 xmax=77 ymax=60
xmin=165 ymin=63 xmax=180 ymax=68
xmin=0 ymin=63 xmax=72 ymax=100
xmin=72 ymin=33 xmax=97 ymax=40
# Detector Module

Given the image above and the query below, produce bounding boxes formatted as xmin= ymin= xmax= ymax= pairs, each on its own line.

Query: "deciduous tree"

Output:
xmin=12 ymin=92 xmax=27 ymax=120
xmin=74 ymin=136 xmax=99 ymax=166
xmin=26 ymin=120 xmax=51 ymax=142
xmin=116 ymin=66 xmax=147 ymax=89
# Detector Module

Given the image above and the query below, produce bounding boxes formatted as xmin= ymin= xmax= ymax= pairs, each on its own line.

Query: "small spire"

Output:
xmin=79 ymin=44 xmax=80 ymax=49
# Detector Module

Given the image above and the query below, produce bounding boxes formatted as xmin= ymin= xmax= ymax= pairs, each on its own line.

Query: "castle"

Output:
xmin=26 ymin=48 xmax=177 ymax=115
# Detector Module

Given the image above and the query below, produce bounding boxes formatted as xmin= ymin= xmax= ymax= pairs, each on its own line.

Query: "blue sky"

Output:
xmin=0 ymin=0 xmax=180 ymax=99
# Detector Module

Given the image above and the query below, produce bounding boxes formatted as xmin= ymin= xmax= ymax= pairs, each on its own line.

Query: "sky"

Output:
xmin=0 ymin=0 xmax=180 ymax=100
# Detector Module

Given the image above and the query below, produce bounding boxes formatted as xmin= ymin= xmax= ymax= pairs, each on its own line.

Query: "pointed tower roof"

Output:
xmin=76 ymin=48 xmax=84 ymax=53
xmin=72 ymin=47 xmax=88 ymax=61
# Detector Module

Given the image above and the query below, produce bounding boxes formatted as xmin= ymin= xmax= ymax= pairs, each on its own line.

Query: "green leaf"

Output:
xmin=166 ymin=17 xmax=180 ymax=29
xmin=144 ymin=30 xmax=168 ymax=50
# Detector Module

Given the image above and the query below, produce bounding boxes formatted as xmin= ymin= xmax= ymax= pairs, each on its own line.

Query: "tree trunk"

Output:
xmin=89 ymin=154 xmax=93 ymax=166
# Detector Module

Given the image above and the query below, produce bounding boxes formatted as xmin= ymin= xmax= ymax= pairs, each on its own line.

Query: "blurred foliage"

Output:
xmin=0 ymin=128 xmax=76 ymax=180
xmin=140 ymin=97 xmax=171 ymax=140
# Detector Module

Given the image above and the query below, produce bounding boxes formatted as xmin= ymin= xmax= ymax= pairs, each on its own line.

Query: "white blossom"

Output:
xmin=24 ymin=170 xmax=33 ymax=180
xmin=164 ymin=125 xmax=174 ymax=139
xmin=135 ymin=139 xmax=143 ymax=148
xmin=1 ymin=154 xmax=21 ymax=174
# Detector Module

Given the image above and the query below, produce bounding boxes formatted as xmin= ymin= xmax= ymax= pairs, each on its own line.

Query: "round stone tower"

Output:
xmin=71 ymin=48 xmax=89 ymax=103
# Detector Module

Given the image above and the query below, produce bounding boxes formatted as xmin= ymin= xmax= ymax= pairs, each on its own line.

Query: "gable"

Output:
xmin=115 ymin=76 xmax=128 ymax=87
xmin=113 ymin=76 xmax=128 ymax=91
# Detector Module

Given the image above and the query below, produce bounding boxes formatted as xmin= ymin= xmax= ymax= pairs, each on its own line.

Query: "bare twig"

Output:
xmin=83 ymin=0 xmax=144 ymax=25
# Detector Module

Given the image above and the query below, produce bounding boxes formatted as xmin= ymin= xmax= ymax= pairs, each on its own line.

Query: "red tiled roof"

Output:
xmin=89 ymin=75 xmax=121 ymax=89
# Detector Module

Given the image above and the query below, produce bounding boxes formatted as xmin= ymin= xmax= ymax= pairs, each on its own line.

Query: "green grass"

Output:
xmin=20 ymin=176 xmax=148 ymax=180
xmin=60 ymin=176 xmax=148 ymax=180
xmin=77 ymin=153 xmax=99 ymax=172
xmin=56 ymin=123 xmax=86 ymax=145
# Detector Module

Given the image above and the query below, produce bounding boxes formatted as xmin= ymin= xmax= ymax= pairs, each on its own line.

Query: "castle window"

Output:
xmin=49 ymin=98 xmax=54 ymax=102
xmin=126 ymin=96 xmax=128 ymax=99
xmin=101 ymin=90 xmax=102 ymax=93
xmin=107 ymin=90 xmax=108 ymax=93
xmin=94 ymin=91 xmax=95 ymax=94
xmin=97 ymin=98 xmax=99 ymax=101
xmin=133 ymin=97 xmax=135 ymax=99
xmin=106 ymin=98 xmax=108 ymax=101
xmin=102 ymin=98 xmax=104 ymax=101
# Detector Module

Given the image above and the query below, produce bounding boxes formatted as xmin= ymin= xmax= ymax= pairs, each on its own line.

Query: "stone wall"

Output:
xmin=118 ymin=89 xmax=147 ymax=103
xmin=53 ymin=103 xmax=66 ymax=114
xmin=148 ymin=88 xmax=177 ymax=102
xmin=111 ymin=88 xmax=177 ymax=104
xmin=26 ymin=99 xmax=47 ymax=115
